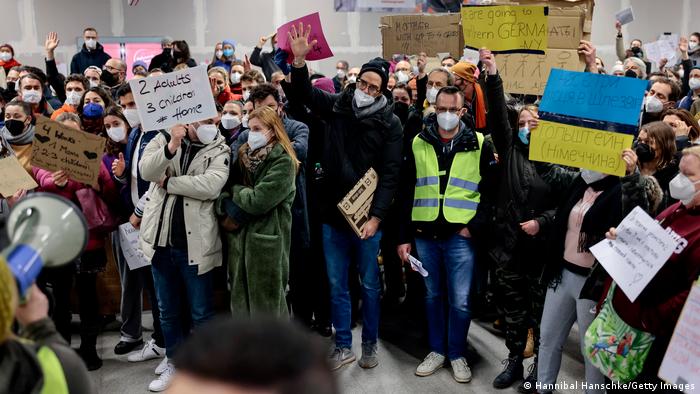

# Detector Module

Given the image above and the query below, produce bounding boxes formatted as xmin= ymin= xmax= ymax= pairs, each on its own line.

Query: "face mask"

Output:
xmin=690 ymin=42 xmax=699 ymax=51
xmin=518 ymin=127 xmax=530 ymax=145
xmin=163 ymin=48 xmax=172 ymax=56
xmin=196 ymin=124 xmax=218 ymax=144
xmin=123 ymin=108 xmax=141 ymax=127
xmin=669 ymin=173 xmax=700 ymax=206
xmin=215 ymin=50 xmax=223 ymax=59
xmin=242 ymin=90 xmax=251 ymax=101
xmin=426 ymin=87 xmax=439 ymax=104
xmin=353 ymin=88 xmax=376 ymax=108
xmin=85 ymin=39 xmax=97 ymax=50
xmin=678 ymin=69 xmax=685 ymax=79
xmin=106 ymin=125 xmax=126 ymax=142
xmin=634 ymin=142 xmax=655 ymax=163
xmin=437 ymin=112 xmax=460 ymax=131
xmin=645 ymin=95 xmax=664 ymax=114
xmin=625 ymin=69 xmax=639 ymax=78
xmin=22 ymin=89 xmax=42 ymax=104
xmin=631 ymin=46 xmax=642 ymax=56
xmin=221 ymin=114 xmax=241 ymax=130
xmin=230 ymin=72 xmax=242 ymax=84
xmin=0 ymin=52 xmax=11 ymax=62
xmin=395 ymin=71 xmax=409 ymax=84
xmin=347 ymin=76 xmax=357 ymax=84
xmin=580 ymin=169 xmax=608 ymax=184
xmin=336 ymin=69 xmax=346 ymax=79
xmin=5 ymin=119 xmax=26 ymax=136
xmin=241 ymin=115 xmax=249 ymax=128
xmin=248 ymin=130 xmax=269 ymax=150
xmin=89 ymin=79 xmax=99 ymax=88
xmin=393 ymin=101 xmax=409 ymax=124
xmin=83 ymin=102 xmax=104 ymax=118
xmin=65 ymin=90 xmax=82 ymax=106
xmin=223 ymin=49 xmax=234 ymax=57
xmin=690 ymin=78 xmax=700 ymax=90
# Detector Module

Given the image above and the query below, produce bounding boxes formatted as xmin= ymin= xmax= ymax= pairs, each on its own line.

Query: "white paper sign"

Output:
xmin=118 ymin=223 xmax=151 ymax=270
xmin=408 ymin=255 xmax=429 ymax=277
xmin=129 ymin=64 xmax=217 ymax=132
xmin=658 ymin=282 xmax=700 ymax=392
xmin=643 ymin=39 xmax=678 ymax=67
xmin=357 ymin=0 xmax=416 ymax=9
xmin=590 ymin=206 xmax=679 ymax=302
xmin=461 ymin=48 xmax=480 ymax=66
xmin=615 ymin=7 xmax=634 ymax=25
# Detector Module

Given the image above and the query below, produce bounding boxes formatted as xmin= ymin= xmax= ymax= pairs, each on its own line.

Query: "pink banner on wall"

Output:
xmin=124 ymin=43 xmax=163 ymax=78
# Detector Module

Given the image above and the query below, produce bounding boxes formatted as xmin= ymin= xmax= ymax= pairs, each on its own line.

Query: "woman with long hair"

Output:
xmin=634 ymin=121 xmax=679 ymax=212
xmin=662 ymin=108 xmax=700 ymax=149
xmin=217 ymin=106 xmax=298 ymax=317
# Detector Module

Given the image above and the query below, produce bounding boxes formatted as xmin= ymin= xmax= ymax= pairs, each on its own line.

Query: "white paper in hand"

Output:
xmin=408 ymin=255 xmax=429 ymax=277
xmin=615 ymin=7 xmax=634 ymax=25
xmin=118 ymin=223 xmax=151 ymax=270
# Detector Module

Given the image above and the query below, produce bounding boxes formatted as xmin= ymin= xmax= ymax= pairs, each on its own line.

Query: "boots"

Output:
xmin=518 ymin=357 xmax=538 ymax=393
xmin=493 ymin=355 xmax=524 ymax=389
xmin=78 ymin=335 xmax=102 ymax=371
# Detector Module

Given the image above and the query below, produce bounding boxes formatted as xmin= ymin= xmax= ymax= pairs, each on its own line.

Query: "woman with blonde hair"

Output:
xmin=217 ymin=106 xmax=298 ymax=317
xmin=208 ymin=66 xmax=235 ymax=105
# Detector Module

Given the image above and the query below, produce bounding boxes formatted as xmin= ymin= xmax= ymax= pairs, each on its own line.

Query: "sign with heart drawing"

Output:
xmin=32 ymin=116 xmax=106 ymax=186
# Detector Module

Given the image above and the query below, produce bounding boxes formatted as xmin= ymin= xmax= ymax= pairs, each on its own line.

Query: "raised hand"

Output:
xmin=417 ymin=52 xmax=427 ymax=76
xmin=615 ymin=20 xmax=622 ymax=33
xmin=680 ymin=36 xmax=689 ymax=60
xmin=45 ymin=32 xmax=59 ymax=60
xmin=578 ymin=40 xmax=598 ymax=74
xmin=243 ymin=54 xmax=252 ymax=72
xmin=288 ymin=22 xmax=318 ymax=63
xmin=479 ymin=48 xmax=497 ymax=75
xmin=112 ymin=152 xmax=126 ymax=178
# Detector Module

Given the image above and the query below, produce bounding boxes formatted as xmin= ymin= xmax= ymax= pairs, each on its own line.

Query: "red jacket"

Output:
xmin=216 ymin=86 xmax=240 ymax=106
xmin=0 ymin=58 xmax=20 ymax=72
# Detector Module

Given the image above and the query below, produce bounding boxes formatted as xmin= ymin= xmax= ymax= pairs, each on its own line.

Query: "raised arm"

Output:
xmin=480 ymin=48 xmax=512 ymax=156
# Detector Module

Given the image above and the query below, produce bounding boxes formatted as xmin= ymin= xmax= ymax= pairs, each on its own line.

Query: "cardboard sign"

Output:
xmin=118 ymin=223 xmax=151 ymax=270
xmin=539 ymin=69 xmax=647 ymax=127
xmin=276 ymin=12 xmax=334 ymax=62
xmin=129 ymin=65 xmax=217 ymax=132
xmin=461 ymin=5 xmax=548 ymax=54
xmin=380 ymin=14 xmax=463 ymax=59
xmin=0 ymin=156 xmax=38 ymax=197
xmin=32 ymin=116 xmax=105 ymax=186
xmin=337 ymin=168 xmax=377 ymax=238
xmin=548 ymin=8 xmax=585 ymax=50
xmin=658 ymin=281 xmax=700 ymax=392
xmin=529 ymin=120 xmax=633 ymax=176
xmin=615 ymin=7 xmax=634 ymax=25
xmin=590 ymin=207 xmax=680 ymax=302
xmin=496 ymin=49 xmax=583 ymax=96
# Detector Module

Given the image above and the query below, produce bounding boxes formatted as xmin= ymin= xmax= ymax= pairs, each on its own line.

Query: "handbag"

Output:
xmin=584 ymin=283 xmax=655 ymax=383
xmin=76 ymin=187 xmax=119 ymax=233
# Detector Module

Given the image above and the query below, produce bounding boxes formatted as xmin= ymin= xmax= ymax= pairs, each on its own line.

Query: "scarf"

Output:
xmin=352 ymin=94 xmax=387 ymax=119
xmin=1 ymin=124 xmax=35 ymax=146
xmin=471 ymin=83 xmax=487 ymax=129
xmin=240 ymin=142 xmax=274 ymax=176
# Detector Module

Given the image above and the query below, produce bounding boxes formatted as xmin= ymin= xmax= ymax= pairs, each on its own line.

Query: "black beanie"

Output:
xmin=359 ymin=57 xmax=390 ymax=92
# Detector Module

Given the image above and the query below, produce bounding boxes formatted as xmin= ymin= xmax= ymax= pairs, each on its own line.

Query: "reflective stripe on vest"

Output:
xmin=412 ymin=132 xmax=484 ymax=224
xmin=38 ymin=346 xmax=69 ymax=394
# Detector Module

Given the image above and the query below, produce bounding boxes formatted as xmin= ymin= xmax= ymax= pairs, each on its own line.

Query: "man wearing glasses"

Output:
xmin=288 ymin=24 xmax=403 ymax=372
xmin=396 ymin=86 xmax=497 ymax=385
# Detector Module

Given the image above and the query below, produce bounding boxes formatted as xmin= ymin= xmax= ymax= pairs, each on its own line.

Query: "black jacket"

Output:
xmin=70 ymin=43 xmax=111 ymax=75
xmin=149 ymin=51 xmax=172 ymax=71
xmin=250 ymin=47 xmax=281 ymax=81
xmin=290 ymin=63 xmax=403 ymax=230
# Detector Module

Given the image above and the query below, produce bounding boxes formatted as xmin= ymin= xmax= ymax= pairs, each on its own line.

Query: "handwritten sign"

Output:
xmin=0 ymin=156 xmax=37 ymax=197
xmin=380 ymin=14 xmax=463 ymax=59
xmin=461 ymin=5 xmax=548 ymax=54
xmin=276 ymin=12 xmax=334 ymax=62
xmin=658 ymin=281 xmax=700 ymax=392
xmin=615 ymin=7 xmax=634 ymax=25
xmin=547 ymin=8 xmax=585 ymax=50
xmin=32 ymin=116 xmax=105 ymax=186
xmin=539 ymin=69 xmax=648 ymax=127
xmin=496 ymin=49 xmax=583 ymax=95
xmin=337 ymin=168 xmax=377 ymax=238
xmin=118 ymin=223 xmax=151 ymax=270
xmin=529 ymin=120 xmax=633 ymax=176
xmin=129 ymin=65 xmax=217 ymax=132
xmin=643 ymin=39 xmax=677 ymax=67
xmin=590 ymin=206 xmax=679 ymax=302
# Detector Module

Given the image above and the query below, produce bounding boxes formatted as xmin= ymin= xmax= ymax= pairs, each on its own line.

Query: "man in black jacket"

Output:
xmin=288 ymin=24 xmax=403 ymax=372
xmin=149 ymin=37 xmax=173 ymax=72
xmin=69 ymin=27 xmax=111 ymax=75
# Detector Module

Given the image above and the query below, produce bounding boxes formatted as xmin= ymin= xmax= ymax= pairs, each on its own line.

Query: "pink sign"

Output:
xmin=276 ymin=12 xmax=334 ymax=62
xmin=102 ymin=43 xmax=122 ymax=62
xmin=124 ymin=42 xmax=163 ymax=78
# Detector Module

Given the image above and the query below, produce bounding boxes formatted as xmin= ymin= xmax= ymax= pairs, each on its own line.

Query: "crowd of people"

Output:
xmin=0 ymin=18 xmax=699 ymax=394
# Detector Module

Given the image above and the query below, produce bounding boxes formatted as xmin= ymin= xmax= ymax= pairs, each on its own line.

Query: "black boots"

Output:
xmin=493 ymin=355 xmax=524 ymax=389
xmin=518 ymin=357 xmax=538 ymax=393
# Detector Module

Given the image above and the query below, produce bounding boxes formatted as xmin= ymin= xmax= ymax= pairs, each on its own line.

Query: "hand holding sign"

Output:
xmin=277 ymin=12 xmax=333 ymax=63
xmin=168 ymin=124 xmax=187 ymax=155
xmin=479 ymin=48 xmax=497 ymax=75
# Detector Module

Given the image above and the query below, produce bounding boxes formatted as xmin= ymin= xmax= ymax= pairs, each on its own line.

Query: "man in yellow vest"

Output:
xmin=397 ymin=86 xmax=497 ymax=385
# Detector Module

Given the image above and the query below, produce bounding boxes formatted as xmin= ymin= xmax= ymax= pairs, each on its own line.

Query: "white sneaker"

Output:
xmin=128 ymin=338 xmax=165 ymax=362
xmin=415 ymin=352 xmax=445 ymax=377
xmin=451 ymin=357 xmax=472 ymax=383
xmin=155 ymin=357 xmax=169 ymax=375
xmin=148 ymin=364 xmax=174 ymax=392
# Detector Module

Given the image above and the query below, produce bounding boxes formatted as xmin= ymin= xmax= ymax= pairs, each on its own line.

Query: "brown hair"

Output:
xmin=241 ymin=106 xmax=299 ymax=173
xmin=641 ymin=121 xmax=677 ymax=170
xmin=103 ymin=106 xmax=130 ymax=156
xmin=662 ymin=108 xmax=700 ymax=142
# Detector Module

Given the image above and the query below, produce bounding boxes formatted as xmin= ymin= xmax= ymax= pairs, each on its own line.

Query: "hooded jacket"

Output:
xmin=69 ymin=43 xmax=111 ymax=75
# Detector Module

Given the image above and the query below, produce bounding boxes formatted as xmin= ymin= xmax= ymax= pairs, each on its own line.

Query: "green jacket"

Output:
xmin=217 ymin=143 xmax=296 ymax=317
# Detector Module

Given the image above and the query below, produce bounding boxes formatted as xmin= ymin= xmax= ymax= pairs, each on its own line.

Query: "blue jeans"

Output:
xmin=323 ymin=224 xmax=382 ymax=348
xmin=415 ymin=233 xmax=475 ymax=360
xmin=151 ymin=247 xmax=214 ymax=358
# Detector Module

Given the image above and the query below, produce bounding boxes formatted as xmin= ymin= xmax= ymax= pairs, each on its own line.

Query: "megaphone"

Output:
xmin=2 ymin=193 xmax=87 ymax=295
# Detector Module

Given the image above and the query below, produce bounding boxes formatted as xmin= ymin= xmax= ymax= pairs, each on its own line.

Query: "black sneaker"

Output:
xmin=114 ymin=339 xmax=144 ymax=355
xmin=518 ymin=358 xmax=538 ymax=393
xmin=78 ymin=347 xmax=103 ymax=371
xmin=492 ymin=356 xmax=524 ymax=389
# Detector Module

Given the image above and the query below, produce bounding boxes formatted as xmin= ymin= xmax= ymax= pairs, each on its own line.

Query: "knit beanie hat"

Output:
xmin=222 ymin=40 xmax=236 ymax=50
xmin=132 ymin=60 xmax=147 ymax=72
xmin=0 ymin=260 xmax=16 ymax=344
xmin=0 ymin=44 xmax=15 ymax=56
xmin=359 ymin=57 xmax=390 ymax=92
xmin=451 ymin=61 xmax=478 ymax=83
xmin=312 ymin=77 xmax=335 ymax=94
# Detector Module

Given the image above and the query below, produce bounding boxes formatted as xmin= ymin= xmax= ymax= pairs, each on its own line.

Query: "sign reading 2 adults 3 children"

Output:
xmin=129 ymin=65 xmax=217 ymax=132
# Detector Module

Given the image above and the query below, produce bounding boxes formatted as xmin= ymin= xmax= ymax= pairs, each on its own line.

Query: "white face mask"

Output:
xmin=0 ymin=52 xmax=11 ymax=62
xmin=690 ymin=78 xmax=700 ymax=91
xmin=248 ymin=130 xmax=269 ymax=150
xmin=690 ymin=42 xmax=699 ymax=51
xmin=85 ymin=39 xmax=97 ymax=50
xmin=437 ymin=111 xmax=460 ymax=131
xmin=89 ymin=79 xmax=99 ymax=88
xmin=215 ymin=50 xmax=223 ymax=59
xmin=65 ymin=90 xmax=83 ymax=106
xmin=336 ymin=69 xmax=346 ymax=79
xmin=645 ymin=95 xmax=664 ymax=114
xmin=22 ymin=89 xmax=42 ymax=104
xmin=106 ymin=125 xmax=126 ymax=142
xmin=242 ymin=90 xmax=251 ymax=102
xmin=347 ymin=75 xmax=357 ymax=84
xmin=196 ymin=124 xmax=218 ymax=144
xmin=678 ymin=69 xmax=685 ymax=79
xmin=580 ymin=169 xmax=608 ymax=184
xmin=230 ymin=72 xmax=242 ymax=84
xmin=123 ymin=108 xmax=141 ymax=127
xmin=221 ymin=114 xmax=241 ymax=130
xmin=669 ymin=173 xmax=700 ymax=206
xmin=395 ymin=71 xmax=409 ymax=84
xmin=242 ymin=115 xmax=249 ymax=128
xmin=353 ymin=88 xmax=376 ymax=108
xmin=426 ymin=87 xmax=439 ymax=104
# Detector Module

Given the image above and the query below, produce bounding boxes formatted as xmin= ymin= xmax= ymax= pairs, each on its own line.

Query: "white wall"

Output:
xmin=0 ymin=0 xmax=696 ymax=76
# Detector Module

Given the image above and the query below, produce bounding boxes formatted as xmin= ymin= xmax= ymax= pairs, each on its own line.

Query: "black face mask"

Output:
xmin=631 ymin=47 xmax=643 ymax=57
xmin=5 ymin=119 xmax=26 ymax=136
xmin=634 ymin=142 xmax=655 ymax=163
xmin=163 ymin=48 xmax=172 ymax=57
xmin=393 ymin=101 xmax=409 ymax=125
xmin=625 ymin=69 xmax=639 ymax=78
xmin=101 ymin=70 xmax=118 ymax=87
xmin=6 ymin=81 xmax=15 ymax=93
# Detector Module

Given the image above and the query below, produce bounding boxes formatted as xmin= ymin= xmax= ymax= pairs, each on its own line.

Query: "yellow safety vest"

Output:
xmin=37 ymin=346 xmax=69 ymax=394
xmin=411 ymin=133 xmax=483 ymax=224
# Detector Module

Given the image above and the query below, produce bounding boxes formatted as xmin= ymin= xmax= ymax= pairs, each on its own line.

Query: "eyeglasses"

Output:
xmin=435 ymin=106 xmax=461 ymax=114
xmin=357 ymin=79 xmax=380 ymax=96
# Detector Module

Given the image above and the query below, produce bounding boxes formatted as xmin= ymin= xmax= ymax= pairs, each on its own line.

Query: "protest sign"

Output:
xmin=118 ymin=223 xmax=151 ymax=270
xmin=658 ymin=281 xmax=700 ymax=392
xmin=590 ymin=206 xmax=679 ymax=302
xmin=357 ymin=0 xmax=415 ymax=8
xmin=547 ymin=8 xmax=585 ymax=50
xmin=643 ymin=39 xmax=678 ymax=67
xmin=380 ymin=13 xmax=463 ymax=59
xmin=337 ymin=168 xmax=377 ymax=238
xmin=0 ymin=156 xmax=37 ymax=197
xmin=408 ymin=255 xmax=429 ymax=277
xmin=277 ymin=12 xmax=334 ymax=62
xmin=461 ymin=5 xmax=548 ymax=54
xmin=461 ymin=48 xmax=480 ymax=66
xmin=32 ymin=116 xmax=105 ymax=186
xmin=129 ymin=65 xmax=217 ymax=132
xmin=615 ymin=7 xmax=634 ymax=25
xmin=497 ymin=49 xmax=582 ymax=96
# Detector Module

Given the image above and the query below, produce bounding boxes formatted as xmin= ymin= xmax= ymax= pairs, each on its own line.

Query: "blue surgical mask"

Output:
xmin=223 ymin=48 xmax=234 ymax=57
xmin=518 ymin=127 xmax=530 ymax=145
